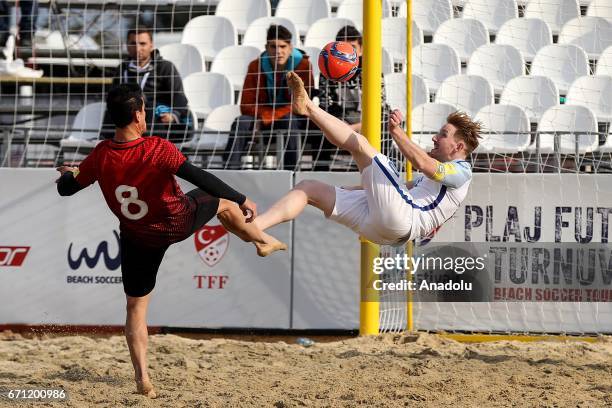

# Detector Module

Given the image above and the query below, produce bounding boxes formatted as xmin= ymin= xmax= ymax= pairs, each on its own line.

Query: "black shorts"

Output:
xmin=121 ymin=189 xmax=219 ymax=297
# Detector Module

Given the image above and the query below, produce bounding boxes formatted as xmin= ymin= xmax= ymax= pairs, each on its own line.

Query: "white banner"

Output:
xmin=0 ymin=169 xmax=292 ymax=329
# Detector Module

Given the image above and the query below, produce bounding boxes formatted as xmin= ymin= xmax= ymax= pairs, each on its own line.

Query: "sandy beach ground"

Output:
xmin=0 ymin=331 xmax=611 ymax=407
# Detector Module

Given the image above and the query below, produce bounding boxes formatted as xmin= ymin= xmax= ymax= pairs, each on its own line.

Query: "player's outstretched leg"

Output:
xmin=254 ymin=180 xmax=336 ymax=231
xmin=287 ymin=71 xmax=379 ymax=171
xmin=216 ymin=199 xmax=288 ymax=256
xmin=125 ymin=294 xmax=157 ymax=398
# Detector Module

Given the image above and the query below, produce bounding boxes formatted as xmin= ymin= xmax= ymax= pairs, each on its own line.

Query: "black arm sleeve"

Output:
xmin=176 ymin=161 xmax=246 ymax=205
xmin=57 ymin=172 xmax=83 ymax=196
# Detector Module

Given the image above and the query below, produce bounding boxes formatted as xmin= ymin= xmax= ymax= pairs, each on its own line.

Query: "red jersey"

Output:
xmin=75 ymin=137 xmax=195 ymax=246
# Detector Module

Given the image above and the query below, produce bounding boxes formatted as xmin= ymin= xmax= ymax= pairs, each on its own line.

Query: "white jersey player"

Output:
xmin=254 ymin=72 xmax=482 ymax=245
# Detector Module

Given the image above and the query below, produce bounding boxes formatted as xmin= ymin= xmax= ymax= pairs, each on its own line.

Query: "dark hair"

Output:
xmin=266 ymin=24 xmax=292 ymax=43
xmin=336 ymin=25 xmax=362 ymax=45
xmin=127 ymin=24 xmax=153 ymax=41
xmin=106 ymin=84 xmax=144 ymax=128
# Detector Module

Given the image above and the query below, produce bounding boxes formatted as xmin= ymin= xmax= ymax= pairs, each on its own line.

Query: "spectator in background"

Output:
xmin=103 ymin=25 xmax=191 ymax=141
xmin=315 ymin=25 xmax=389 ymax=170
xmin=223 ymin=24 xmax=314 ymax=170
xmin=0 ymin=0 xmax=38 ymax=51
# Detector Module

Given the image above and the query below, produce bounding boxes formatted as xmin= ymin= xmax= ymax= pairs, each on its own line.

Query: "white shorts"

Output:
xmin=328 ymin=154 xmax=416 ymax=245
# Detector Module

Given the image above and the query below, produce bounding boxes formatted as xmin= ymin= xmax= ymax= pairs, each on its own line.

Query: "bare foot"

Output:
xmin=286 ymin=71 xmax=311 ymax=116
xmin=255 ymin=240 xmax=288 ymax=257
xmin=136 ymin=379 xmax=157 ymax=399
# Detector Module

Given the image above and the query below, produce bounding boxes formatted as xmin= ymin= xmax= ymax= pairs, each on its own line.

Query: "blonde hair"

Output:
xmin=447 ymin=111 xmax=482 ymax=155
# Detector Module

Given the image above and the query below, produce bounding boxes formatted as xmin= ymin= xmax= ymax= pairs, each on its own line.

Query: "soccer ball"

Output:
xmin=318 ymin=41 xmax=359 ymax=82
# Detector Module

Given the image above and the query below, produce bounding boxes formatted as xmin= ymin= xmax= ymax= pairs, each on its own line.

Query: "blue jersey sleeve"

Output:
xmin=430 ymin=160 xmax=472 ymax=188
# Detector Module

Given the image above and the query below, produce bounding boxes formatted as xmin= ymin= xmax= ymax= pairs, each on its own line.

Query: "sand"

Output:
xmin=0 ymin=331 xmax=611 ymax=407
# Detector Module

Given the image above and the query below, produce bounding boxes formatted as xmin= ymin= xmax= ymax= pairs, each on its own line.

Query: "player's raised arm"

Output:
xmin=175 ymin=161 xmax=257 ymax=221
xmin=388 ymin=109 xmax=439 ymax=179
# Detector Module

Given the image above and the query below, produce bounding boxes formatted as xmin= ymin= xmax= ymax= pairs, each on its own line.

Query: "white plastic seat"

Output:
xmin=558 ymin=16 xmax=612 ymax=59
xmin=566 ymin=75 xmax=612 ymax=121
xmin=215 ymin=0 xmax=271 ymax=34
xmin=411 ymin=102 xmax=458 ymax=150
xmin=462 ymin=0 xmax=518 ymax=34
xmin=524 ymin=0 xmax=580 ymax=35
xmin=183 ymin=72 xmax=234 ymax=119
xmin=587 ymin=0 xmax=612 ymax=21
xmin=406 ymin=0 xmax=453 ymax=36
xmin=304 ymin=17 xmax=357 ymax=49
xmin=535 ymin=105 xmax=598 ymax=153
xmin=181 ymin=16 xmax=237 ymax=63
xmin=242 ymin=17 xmax=301 ymax=50
xmin=466 ymin=44 xmax=525 ymax=93
xmin=183 ymin=104 xmax=241 ymax=151
xmin=336 ymin=0 xmax=392 ymax=31
xmin=433 ymin=18 xmax=489 ymax=62
xmin=210 ymin=45 xmax=261 ymax=91
xmin=412 ymin=43 xmax=461 ymax=92
xmin=302 ymin=46 xmax=321 ymax=81
xmin=435 ymin=74 xmax=494 ymax=116
xmin=382 ymin=18 xmax=420 ymax=63
xmin=595 ymin=46 xmax=612 ymax=76
xmin=530 ymin=44 xmax=589 ymax=94
xmin=382 ymin=47 xmax=395 ymax=75
xmin=476 ymin=104 xmax=531 ymax=153
xmin=384 ymin=73 xmax=428 ymax=114
xmin=61 ymin=102 xmax=106 ymax=149
xmin=500 ymin=76 xmax=560 ymax=121
xmin=495 ymin=18 xmax=553 ymax=62
xmin=275 ymin=0 xmax=331 ymax=35
xmin=158 ymin=43 xmax=204 ymax=80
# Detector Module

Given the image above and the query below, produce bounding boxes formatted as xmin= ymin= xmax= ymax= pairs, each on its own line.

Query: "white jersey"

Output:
xmin=329 ymin=154 xmax=471 ymax=245
xmin=407 ymin=160 xmax=472 ymax=240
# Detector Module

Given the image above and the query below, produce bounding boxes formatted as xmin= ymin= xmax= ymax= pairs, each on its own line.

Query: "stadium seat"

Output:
xmin=566 ymin=75 xmax=612 ymax=121
xmin=495 ymin=18 xmax=553 ymax=62
xmin=215 ymin=0 xmax=271 ymax=34
xmin=60 ymin=102 xmax=106 ymax=150
xmin=210 ymin=45 xmax=261 ymax=91
xmin=182 ymin=16 xmax=237 ymax=63
xmin=275 ymin=0 xmax=331 ymax=36
xmin=530 ymin=44 xmax=589 ymax=94
xmin=586 ymin=0 xmax=612 ymax=21
xmin=435 ymin=74 xmax=494 ymax=116
xmin=535 ymin=105 xmax=598 ymax=153
xmin=461 ymin=0 xmax=518 ymax=34
xmin=242 ymin=17 xmax=301 ymax=50
xmin=500 ymin=76 xmax=560 ymax=121
xmin=336 ymin=0 xmax=392 ymax=31
xmin=183 ymin=72 xmax=234 ymax=119
xmin=302 ymin=46 xmax=321 ymax=82
xmin=304 ymin=17 xmax=357 ymax=49
xmin=411 ymin=102 xmax=458 ymax=150
xmin=382 ymin=47 xmax=395 ymax=75
xmin=475 ymin=104 xmax=531 ymax=153
xmin=595 ymin=46 xmax=612 ymax=76
xmin=407 ymin=0 xmax=453 ymax=36
xmin=466 ymin=44 xmax=525 ymax=93
xmin=382 ymin=18 xmax=420 ymax=63
xmin=558 ymin=17 xmax=612 ymax=59
xmin=433 ymin=18 xmax=489 ymax=62
xmin=182 ymin=105 xmax=241 ymax=151
xmin=384 ymin=73 xmax=428 ymax=114
xmin=412 ymin=43 xmax=461 ymax=92
xmin=158 ymin=43 xmax=204 ymax=80
xmin=524 ymin=0 xmax=580 ymax=36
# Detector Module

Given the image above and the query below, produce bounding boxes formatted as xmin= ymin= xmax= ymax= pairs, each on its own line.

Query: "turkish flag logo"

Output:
xmin=194 ymin=223 xmax=229 ymax=267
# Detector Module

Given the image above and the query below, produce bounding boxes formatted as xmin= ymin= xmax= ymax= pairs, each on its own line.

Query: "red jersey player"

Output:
xmin=56 ymin=83 xmax=286 ymax=398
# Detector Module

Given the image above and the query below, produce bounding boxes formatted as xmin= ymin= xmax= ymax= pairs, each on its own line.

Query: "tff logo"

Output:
xmin=194 ymin=223 xmax=229 ymax=267
xmin=0 ymin=246 xmax=30 ymax=267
